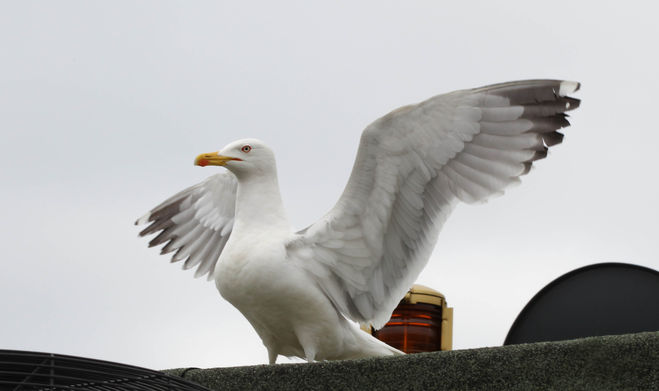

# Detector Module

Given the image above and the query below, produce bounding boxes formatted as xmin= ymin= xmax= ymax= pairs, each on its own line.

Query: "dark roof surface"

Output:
xmin=164 ymin=331 xmax=658 ymax=391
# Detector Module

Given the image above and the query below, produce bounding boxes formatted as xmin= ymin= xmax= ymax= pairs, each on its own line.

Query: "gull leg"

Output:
xmin=303 ymin=346 xmax=316 ymax=363
xmin=295 ymin=331 xmax=317 ymax=363
xmin=267 ymin=348 xmax=278 ymax=365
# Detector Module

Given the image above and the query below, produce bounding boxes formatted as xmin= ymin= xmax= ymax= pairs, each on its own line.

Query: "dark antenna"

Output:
xmin=505 ymin=262 xmax=659 ymax=345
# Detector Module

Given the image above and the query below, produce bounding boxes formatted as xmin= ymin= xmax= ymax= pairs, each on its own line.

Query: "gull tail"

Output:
xmin=343 ymin=326 xmax=405 ymax=359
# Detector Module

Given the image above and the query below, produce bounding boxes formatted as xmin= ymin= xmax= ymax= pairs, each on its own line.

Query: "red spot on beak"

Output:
xmin=198 ymin=159 xmax=208 ymax=167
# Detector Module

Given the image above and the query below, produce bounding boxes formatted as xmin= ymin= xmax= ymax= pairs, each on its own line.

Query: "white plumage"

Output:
xmin=136 ymin=79 xmax=580 ymax=363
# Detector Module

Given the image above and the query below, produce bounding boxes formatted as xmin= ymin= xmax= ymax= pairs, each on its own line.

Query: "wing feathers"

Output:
xmin=472 ymin=132 xmax=544 ymax=151
xmin=292 ymin=79 xmax=580 ymax=328
xmin=183 ymin=229 xmax=214 ymax=269
xmin=528 ymin=114 xmax=571 ymax=133
xmin=479 ymin=106 xmax=524 ymax=122
xmin=149 ymin=228 xmax=173 ymax=248
xmin=448 ymin=160 xmax=509 ymax=195
xmin=139 ymin=215 xmax=174 ymax=237
xmin=480 ymin=119 xmax=534 ymax=135
xmin=542 ymin=131 xmax=565 ymax=146
xmin=136 ymin=172 xmax=237 ymax=279
xmin=479 ymin=79 xmax=578 ymax=104
xmin=462 ymin=143 xmax=537 ymax=164
xmin=521 ymin=97 xmax=580 ymax=117
xmin=456 ymin=152 xmax=525 ymax=178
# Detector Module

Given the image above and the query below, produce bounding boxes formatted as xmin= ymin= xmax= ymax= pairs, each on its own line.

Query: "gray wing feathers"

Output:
xmin=445 ymin=80 xmax=579 ymax=203
xmin=292 ymin=79 xmax=580 ymax=328
xmin=136 ymin=172 xmax=237 ymax=280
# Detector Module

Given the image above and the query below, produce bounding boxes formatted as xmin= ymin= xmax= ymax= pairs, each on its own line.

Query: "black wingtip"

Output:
xmin=565 ymin=97 xmax=581 ymax=111
xmin=149 ymin=229 xmax=173 ymax=248
xmin=543 ymin=131 xmax=564 ymax=147
xmin=527 ymin=148 xmax=548 ymax=162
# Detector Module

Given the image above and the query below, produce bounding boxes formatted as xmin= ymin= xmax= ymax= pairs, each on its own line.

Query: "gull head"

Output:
xmin=194 ymin=138 xmax=276 ymax=179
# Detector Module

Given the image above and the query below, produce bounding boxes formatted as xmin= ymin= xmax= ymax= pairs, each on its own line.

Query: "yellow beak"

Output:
xmin=194 ymin=152 xmax=242 ymax=167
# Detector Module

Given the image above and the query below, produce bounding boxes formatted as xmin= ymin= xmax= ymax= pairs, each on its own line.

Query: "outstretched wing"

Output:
xmin=288 ymin=80 xmax=580 ymax=328
xmin=135 ymin=172 xmax=237 ymax=280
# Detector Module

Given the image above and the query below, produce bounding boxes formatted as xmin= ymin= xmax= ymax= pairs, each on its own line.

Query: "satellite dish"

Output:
xmin=504 ymin=262 xmax=659 ymax=345
xmin=0 ymin=349 xmax=210 ymax=390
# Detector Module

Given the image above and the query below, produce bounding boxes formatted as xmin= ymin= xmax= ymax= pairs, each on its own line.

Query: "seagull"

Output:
xmin=136 ymin=80 xmax=580 ymax=363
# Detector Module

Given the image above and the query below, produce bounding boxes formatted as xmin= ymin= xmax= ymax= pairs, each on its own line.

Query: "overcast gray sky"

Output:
xmin=1 ymin=1 xmax=658 ymax=370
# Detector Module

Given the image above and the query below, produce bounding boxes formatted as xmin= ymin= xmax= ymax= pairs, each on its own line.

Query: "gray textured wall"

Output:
xmin=165 ymin=331 xmax=658 ymax=390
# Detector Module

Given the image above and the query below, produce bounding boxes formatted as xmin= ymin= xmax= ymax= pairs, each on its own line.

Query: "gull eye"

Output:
xmin=241 ymin=145 xmax=252 ymax=153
